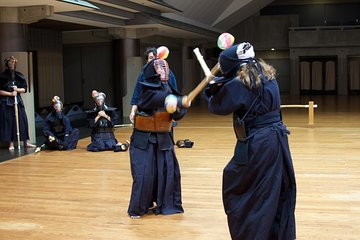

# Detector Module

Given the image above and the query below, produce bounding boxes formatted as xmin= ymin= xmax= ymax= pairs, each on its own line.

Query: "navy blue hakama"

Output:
xmin=87 ymin=132 xmax=118 ymax=151
xmin=45 ymin=128 xmax=79 ymax=150
xmin=86 ymin=107 xmax=120 ymax=152
xmin=0 ymin=101 xmax=29 ymax=142
xmin=128 ymin=139 xmax=183 ymax=216
xmin=223 ymin=124 xmax=296 ymax=240
xmin=208 ymin=76 xmax=296 ymax=240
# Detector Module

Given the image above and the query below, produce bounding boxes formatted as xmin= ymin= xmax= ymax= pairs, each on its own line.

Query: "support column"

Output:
xmin=113 ymin=38 xmax=140 ymax=122
xmin=0 ymin=6 xmax=52 ymax=55
xmin=0 ymin=23 xmax=27 ymax=54
xmin=0 ymin=21 xmax=34 ymax=146
xmin=337 ymin=50 xmax=348 ymax=95
xmin=0 ymin=6 xmax=52 ymax=145
xmin=289 ymin=49 xmax=300 ymax=95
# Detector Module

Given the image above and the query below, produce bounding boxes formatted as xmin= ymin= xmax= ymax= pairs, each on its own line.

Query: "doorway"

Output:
xmin=300 ymin=56 xmax=337 ymax=95
xmin=63 ymin=44 xmax=114 ymax=110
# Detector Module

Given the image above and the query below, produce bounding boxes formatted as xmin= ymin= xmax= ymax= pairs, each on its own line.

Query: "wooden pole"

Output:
xmin=308 ymin=101 xmax=315 ymax=128
xmin=182 ymin=48 xmax=220 ymax=108
xmin=14 ymin=95 xmax=21 ymax=149
xmin=281 ymin=102 xmax=317 ymax=127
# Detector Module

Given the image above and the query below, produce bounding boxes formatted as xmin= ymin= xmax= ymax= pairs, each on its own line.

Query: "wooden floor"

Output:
xmin=0 ymin=95 xmax=360 ymax=240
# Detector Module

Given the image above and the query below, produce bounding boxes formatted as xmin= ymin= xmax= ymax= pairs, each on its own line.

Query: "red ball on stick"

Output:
xmin=157 ymin=46 xmax=170 ymax=60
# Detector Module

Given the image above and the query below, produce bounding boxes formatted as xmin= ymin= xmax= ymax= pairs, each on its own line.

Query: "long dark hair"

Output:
xmin=237 ymin=59 xmax=276 ymax=89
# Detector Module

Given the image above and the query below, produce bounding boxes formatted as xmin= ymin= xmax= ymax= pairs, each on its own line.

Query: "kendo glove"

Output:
xmin=204 ymin=76 xmax=229 ymax=97
xmin=165 ymin=94 xmax=183 ymax=114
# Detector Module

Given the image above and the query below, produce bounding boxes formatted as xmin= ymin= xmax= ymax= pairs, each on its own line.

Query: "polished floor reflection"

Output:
xmin=0 ymin=95 xmax=359 ymax=240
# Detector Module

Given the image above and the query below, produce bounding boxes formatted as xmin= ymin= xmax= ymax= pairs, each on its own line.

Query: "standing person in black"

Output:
xmin=127 ymin=57 xmax=186 ymax=218
xmin=129 ymin=47 xmax=178 ymax=124
xmin=40 ymin=96 xmax=79 ymax=151
xmin=205 ymin=42 xmax=296 ymax=240
xmin=0 ymin=56 xmax=36 ymax=150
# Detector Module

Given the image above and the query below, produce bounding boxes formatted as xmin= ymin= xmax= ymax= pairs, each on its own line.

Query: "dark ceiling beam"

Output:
xmin=212 ymin=0 xmax=274 ymax=30
xmin=29 ymin=19 xmax=99 ymax=31
xmin=271 ymin=0 xmax=360 ymax=5
xmin=58 ymin=11 xmax=125 ymax=25
xmin=88 ymin=1 xmax=136 ymax=19
xmin=101 ymin=0 xmax=161 ymax=16
xmin=126 ymin=13 xmax=221 ymax=39
xmin=148 ymin=0 xmax=183 ymax=12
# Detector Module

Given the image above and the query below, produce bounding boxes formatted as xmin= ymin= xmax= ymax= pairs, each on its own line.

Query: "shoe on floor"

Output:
xmin=176 ymin=139 xmax=194 ymax=148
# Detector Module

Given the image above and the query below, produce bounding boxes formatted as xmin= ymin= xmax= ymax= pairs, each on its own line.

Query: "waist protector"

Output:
xmin=135 ymin=111 xmax=172 ymax=133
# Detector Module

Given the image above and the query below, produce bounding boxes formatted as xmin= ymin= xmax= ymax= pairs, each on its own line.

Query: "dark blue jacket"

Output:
xmin=43 ymin=111 xmax=72 ymax=138
xmin=0 ymin=69 xmax=27 ymax=107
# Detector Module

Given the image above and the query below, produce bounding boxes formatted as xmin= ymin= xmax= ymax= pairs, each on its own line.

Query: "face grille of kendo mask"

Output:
xmin=54 ymin=102 xmax=63 ymax=112
xmin=95 ymin=95 xmax=105 ymax=107
xmin=52 ymin=96 xmax=63 ymax=112
xmin=153 ymin=59 xmax=169 ymax=82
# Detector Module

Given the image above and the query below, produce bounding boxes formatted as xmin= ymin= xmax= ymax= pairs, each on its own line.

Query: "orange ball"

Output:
xmin=157 ymin=46 xmax=170 ymax=60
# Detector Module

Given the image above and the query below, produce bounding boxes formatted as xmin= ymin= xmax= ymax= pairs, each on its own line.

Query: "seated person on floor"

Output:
xmin=86 ymin=90 xmax=128 ymax=152
xmin=41 ymin=96 xmax=79 ymax=151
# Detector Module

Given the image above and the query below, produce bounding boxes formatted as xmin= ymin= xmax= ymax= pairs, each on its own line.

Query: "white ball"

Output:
xmin=165 ymin=94 xmax=178 ymax=114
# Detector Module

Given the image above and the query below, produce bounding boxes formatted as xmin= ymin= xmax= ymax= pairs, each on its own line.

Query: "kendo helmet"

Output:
xmin=141 ymin=58 xmax=170 ymax=88
xmin=92 ymin=90 xmax=107 ymax=110
xmin=52 ymin=96 xmax=63 ymax=113
xmin=219 ymin=42 xmax=255 ymax=78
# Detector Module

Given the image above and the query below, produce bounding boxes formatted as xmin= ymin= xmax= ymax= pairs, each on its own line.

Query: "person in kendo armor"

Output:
xmin=127 ymin=57 xmax=186 ymax=218
xmin=129 ymin=46 xmax=183 ymax=145
xmin=205 ymin=42 xmax=296 ymax=240
xmin=0 ymin=56 xmax=36 ymax=150
xmin=41 ymin=96 xmax=79 ymax=151
xmin=86 ymin=90 xmax=128 ymax=152
xmin=129 ymin=46 xmax=178 ymax=123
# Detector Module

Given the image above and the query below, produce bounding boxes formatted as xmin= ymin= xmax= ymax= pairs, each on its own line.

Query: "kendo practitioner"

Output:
xmin=205 ymin=42 xmax=296 ymax=240
xmin=129 ymin=46 xmax=178 ymax=124
xmin=127 ymin=57 xmax=186 ymax=218
xmin=41 ymin=96 xmax=79 ymax=151
xmin=0 ymin=56 xmax=36 ymax=150
xmin=86 ymin=90 xmax=128 ymax=152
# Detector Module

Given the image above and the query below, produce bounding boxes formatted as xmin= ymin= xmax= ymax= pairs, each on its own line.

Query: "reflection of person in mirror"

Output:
xmin=0 ymin=56 xmax=36 ymax=150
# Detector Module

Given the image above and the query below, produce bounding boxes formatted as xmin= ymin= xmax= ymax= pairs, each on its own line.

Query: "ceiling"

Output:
xmin=0 ymin=0 xmax=358 ymax=42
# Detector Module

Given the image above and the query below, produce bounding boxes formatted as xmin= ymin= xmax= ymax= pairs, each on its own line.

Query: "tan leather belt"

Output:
xmin=134 ymin=111 xmax=172 ymax=132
